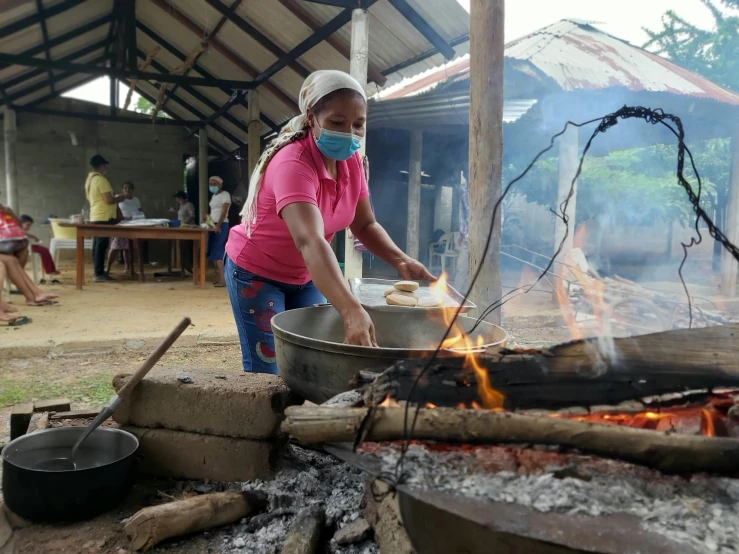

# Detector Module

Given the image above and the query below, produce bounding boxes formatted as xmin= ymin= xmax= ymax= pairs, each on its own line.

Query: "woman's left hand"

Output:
xmin=215 ymin=223 xmax=222 ymax=234
xmin=397 ymin=257 xmax=436 ymax=282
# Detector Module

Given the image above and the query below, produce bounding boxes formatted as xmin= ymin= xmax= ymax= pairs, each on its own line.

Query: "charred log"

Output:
xmin=282 ymin=406 xmax=739 ymax=475
xmin=360 ymin=324 xmax=739 ymax=411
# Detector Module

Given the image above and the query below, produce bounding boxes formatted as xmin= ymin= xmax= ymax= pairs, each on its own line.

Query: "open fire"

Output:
xmin=420 ymin=271 xmax=736 ymax=439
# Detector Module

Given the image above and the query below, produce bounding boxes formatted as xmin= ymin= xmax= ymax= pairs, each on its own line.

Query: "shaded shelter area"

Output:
xmin=0 ymin=0 xmax=470 ymax=278
xmin=365 ymin=19 xmax=739 ymax=294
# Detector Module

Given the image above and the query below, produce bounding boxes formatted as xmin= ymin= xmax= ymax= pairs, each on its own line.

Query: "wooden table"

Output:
xmin=61 ymin=223 xmax=209 ymax=289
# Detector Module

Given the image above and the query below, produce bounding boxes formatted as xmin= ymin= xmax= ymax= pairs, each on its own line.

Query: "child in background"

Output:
xmin=107 ymin=181 xmax=142 ymax=274
xmin=19 ymin=215 xmax=61 ymax=282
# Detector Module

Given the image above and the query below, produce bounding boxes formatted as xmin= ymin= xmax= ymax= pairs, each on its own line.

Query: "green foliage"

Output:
xmin=133 ymin=96 xmax=172 ymax=119
xmin=134 ymin=96 xmax=155 ymax=115
xmin=506 ymin=139 xmax=727 ymax=225
xmin=643 ymin=0 xmax=739 ymax=92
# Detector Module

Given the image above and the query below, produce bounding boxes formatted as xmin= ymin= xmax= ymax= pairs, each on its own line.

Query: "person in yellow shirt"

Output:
xmin=85 ymin=155 xmax=124 ymax=282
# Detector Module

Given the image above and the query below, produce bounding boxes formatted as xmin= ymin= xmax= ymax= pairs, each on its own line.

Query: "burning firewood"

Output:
xmin=281 ymin=406 xmax=739 ymax=475
xmin=359 ymin=323 xmax=739 ymax=411
xmin=125 ymin=492 xmax=267 ymax=551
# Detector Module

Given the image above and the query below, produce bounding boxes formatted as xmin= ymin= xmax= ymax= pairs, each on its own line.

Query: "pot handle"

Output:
xmin=116 ymin=317 xmax=191 ymax=398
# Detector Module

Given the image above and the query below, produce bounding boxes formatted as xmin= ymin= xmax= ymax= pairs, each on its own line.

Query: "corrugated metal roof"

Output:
xmin=368 ymin=92 xmax=536 ymax=128
xmin=378 ymin=19 xmax=739 ymax=106
xmin=0 ymin=0 xmax=471 ymax=153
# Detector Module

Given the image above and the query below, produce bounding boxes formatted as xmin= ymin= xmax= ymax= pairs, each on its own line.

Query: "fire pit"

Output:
xmin=280 ymin=322 xmax=739 ymax=554
xmin=272 ymin=305 xmax=507 ymax=403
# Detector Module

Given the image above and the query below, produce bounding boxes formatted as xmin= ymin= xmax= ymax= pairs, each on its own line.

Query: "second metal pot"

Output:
xmin=2 ymin=427 xmax=139 ymax=522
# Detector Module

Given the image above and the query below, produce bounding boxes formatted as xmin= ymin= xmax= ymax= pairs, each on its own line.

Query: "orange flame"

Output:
xmin=700 ymin=409 xmax=716 ymax=437
xmin=430 ymin=273 xmax=505 ymax=410
xmin=379 ymin=395 xmax=400 ymax=408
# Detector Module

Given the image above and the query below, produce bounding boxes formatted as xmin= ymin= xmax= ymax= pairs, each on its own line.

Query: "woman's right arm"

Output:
xmin=281 ymin=202 xmax=377 ymax=347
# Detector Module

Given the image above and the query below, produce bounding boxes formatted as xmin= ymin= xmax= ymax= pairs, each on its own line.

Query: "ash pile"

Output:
xmin=224 ymin=445 xmax=378 ymax=554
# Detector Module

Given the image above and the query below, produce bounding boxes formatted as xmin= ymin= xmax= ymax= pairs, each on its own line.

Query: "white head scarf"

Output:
xmin=239 ymin=70 xmax=367 ymax=237
xmin=209 ymin=175 xmax=223 ymax=185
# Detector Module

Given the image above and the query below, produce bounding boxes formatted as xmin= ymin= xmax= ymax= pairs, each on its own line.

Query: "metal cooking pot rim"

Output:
xmin=271 ymin=306 xmax=508 ymax=357
xmin=2 ymin=427 xmax=139 ymax=472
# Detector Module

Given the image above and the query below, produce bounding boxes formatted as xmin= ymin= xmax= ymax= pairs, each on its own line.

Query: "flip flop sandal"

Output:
xmin=51 ymin=279 xmax=62 ymax=284
xmin=28 ymin=300 xmax=60 ymax=307
xmin=1 ymin=316 xmax=31 ymax=327
xmin=213 ymin=283 xmax=226 ymax=288
xmin=9 ymin=290 xmax=21 ymax=295
xmin=39 ymin=279 xmax=47 ymax=284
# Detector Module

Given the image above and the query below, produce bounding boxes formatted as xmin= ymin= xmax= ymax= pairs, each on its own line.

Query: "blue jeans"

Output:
xmin=225 ymin=256 xmax=326 ymax=374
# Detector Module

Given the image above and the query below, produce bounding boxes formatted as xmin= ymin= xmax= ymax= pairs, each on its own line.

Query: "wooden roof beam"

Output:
xmin=278 ymin=0 xmax=386 ymax=86
xmin=163 ymin=0 xmax=242 ymax=110
xmin=140 ymin=52 xmax=247 ymax=148
xmin=34 ymin=0 xmax=55 ymax=93
xmin=136 ymin=21 xmax=281 ymax=134
xmin=387 ymin=0 xmax=455 ymax=60
xmin=0 ymin=0 xmax=84 ymax=40
xmin=149 ymin=0 xmax=299 ymax=113
xmin=204 ymin=0 xmax=311 ymax=79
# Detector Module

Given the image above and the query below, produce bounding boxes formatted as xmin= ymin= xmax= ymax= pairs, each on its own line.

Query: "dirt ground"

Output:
xmin=1 ymin=261 xmax=236 ymax=348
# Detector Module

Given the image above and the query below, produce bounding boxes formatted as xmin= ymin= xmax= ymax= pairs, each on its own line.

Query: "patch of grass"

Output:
xmin=0 ymin=371 xmax=114 ymax=408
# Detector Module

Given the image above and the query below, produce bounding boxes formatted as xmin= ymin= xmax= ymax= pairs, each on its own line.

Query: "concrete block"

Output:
xmin=113 ymin=367 xmax=300 ymax=440
xmin=124 ymin=426 xmax=277 ymax=482
xmin=33 ymin=398 xmax=71 ymax=413
xmin=10 ymin=404 xmax=34 ymax=441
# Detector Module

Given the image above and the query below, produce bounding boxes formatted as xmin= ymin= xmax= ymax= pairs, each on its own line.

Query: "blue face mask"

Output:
xmin=314 ymin=124 xmax=361 ymax=161
xmin=209 ymin=186 xmax=219 ymax=194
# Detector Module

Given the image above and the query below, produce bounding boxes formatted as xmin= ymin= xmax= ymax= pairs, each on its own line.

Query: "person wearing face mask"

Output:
xmin=225 ymin=70 xmax=434 ymax=375
xmin=206 ymin=176 xmax=231 ymax=287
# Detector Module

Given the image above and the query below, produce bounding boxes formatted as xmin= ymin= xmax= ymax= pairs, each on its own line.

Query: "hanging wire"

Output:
xmin=371 ymin=105 xmax=739 ymax=492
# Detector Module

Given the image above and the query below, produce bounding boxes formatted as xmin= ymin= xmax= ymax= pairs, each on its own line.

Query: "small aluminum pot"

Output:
xmin=2 ymin=427 xmax=139 ymax=522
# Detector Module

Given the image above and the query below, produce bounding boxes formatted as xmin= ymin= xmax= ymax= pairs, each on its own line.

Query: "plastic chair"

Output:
xmin=427 ymin=232 xmax=458 ymax=274
xmin=49 ymin=218 xmax=92 ymax=265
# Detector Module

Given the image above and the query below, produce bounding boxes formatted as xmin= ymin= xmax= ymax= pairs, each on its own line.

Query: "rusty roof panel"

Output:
xmin=381 ymin=19 xmax=739 ymax=106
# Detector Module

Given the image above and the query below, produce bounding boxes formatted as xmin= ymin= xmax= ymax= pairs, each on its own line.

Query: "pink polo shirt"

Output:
xmin=226 ymin=134 xmax=369 ymax=285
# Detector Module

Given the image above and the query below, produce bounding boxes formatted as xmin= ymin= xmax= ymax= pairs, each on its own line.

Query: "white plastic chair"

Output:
xmin=428 ymin=232 xmax=459 ymax=274
xmin=49 ymin=218 xmax=92 ymax=265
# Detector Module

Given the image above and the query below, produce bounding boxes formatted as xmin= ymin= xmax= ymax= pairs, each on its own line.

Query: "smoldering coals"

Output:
xmin=369 ymin=442 xmax=739 ymax=554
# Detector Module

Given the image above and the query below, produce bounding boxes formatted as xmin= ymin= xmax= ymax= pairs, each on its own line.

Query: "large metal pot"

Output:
xmin=272 ymin=306 xmax=507 ymax=403
xmin=2 ymin=427 xmax=139 ymax=522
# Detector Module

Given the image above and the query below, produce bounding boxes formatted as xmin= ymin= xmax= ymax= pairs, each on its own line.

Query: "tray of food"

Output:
xmin=347 ymin=278 xmax=476 ymax=313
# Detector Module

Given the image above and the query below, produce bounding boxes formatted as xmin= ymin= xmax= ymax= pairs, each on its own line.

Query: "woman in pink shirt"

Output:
xmin=226 ymin=70 xmax=433 ymax=374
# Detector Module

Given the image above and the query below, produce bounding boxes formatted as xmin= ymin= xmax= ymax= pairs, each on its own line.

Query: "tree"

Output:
xmin=643 ymin=0 xmax=739 ymax=92
xmin=134 ymin=96 xmax=156 ymax=115
xmin=134 ymin=96 xmax=172 ymax=119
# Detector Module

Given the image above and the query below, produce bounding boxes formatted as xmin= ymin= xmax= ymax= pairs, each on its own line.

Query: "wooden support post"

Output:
xmin=246 ymin=90 xmax=261 ymax=178
xmin=343 ymin=8 xmax=370 ymax=279
xmin=406 ymin=130 xmax=422 ymax=260
xmin=3 ymin=106 xmax=17 ymax=212
xmin=721 ymin=126 xmax=739 ymax=297
xmin=198 ymin=130 xmax=208 ymax=223
xmin=468 ymin=0 xmax=504 ymax=324
xmin=554 ymin=124 xmax=579 ymax=261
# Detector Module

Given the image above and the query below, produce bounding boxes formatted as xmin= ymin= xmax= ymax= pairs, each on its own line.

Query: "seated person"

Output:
xmin=19 ymin=215 xmax=61 ymax=280
xmin=107 ymin=181 xmax=142 ymax=274
xmin=0 ymin=261 xmax=30 ymax=326
xmin=0 ymin=253 xmax=59 ymax=306
xmin=0 ymin=204 xmax=28 ymax=267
